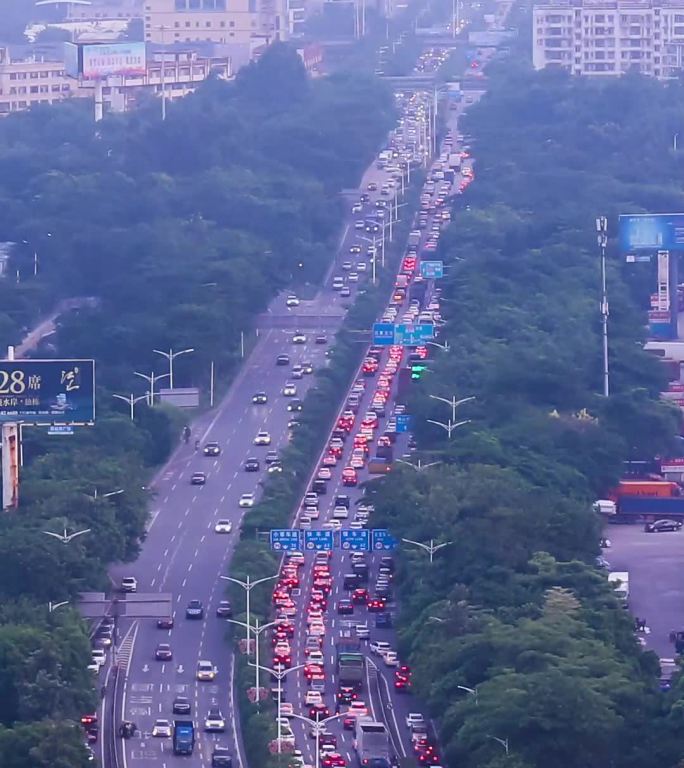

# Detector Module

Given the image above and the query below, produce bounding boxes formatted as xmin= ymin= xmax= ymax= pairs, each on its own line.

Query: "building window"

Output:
xmin=220 ymin=20 xmax=226 ymax=26
xmin=9 ymin=73 xmax=16 ymax=80
xmin=206 ymin=20 xmax=211 ymax=26
xmin=39 ymin=85 xmax=48 ymax=93
xmin=216 ymin=0 xmax=225 ymax=8
xmin=230 ymin=20 xmax=235 ymax=26
xmin=40 ymin=71 xmax=48 ymax=78
xmin=175 ymin=0 xmax=186 ymax=8
xmin=51 ymin=84 xmax=60 ymax=92
xmin=30 ymin=72 xmax=39 ymax=79
xmin=185 ymin=20 xmax=191 ymax=26
xmin=188 ymin=0 xmax=200 ymax=7
xmin=203 ymin=0 xmax=214 ymax=7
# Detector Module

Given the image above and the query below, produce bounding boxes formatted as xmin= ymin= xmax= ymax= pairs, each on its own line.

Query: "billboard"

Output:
xmin=619 ymin=213 xmax=684 ymax=252
xmin=0 ymin=359 xmax=95 ymax=425
xmin=64 ymin=42 xmax=147 ymax=80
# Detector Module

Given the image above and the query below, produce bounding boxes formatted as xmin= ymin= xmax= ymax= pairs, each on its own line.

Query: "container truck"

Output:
xmin=173 ymin=720 xmax=195 ymax=755
xmin=408 ymin=230 xmax=421 ymax=248
xmin=595 ymin=495 xmax=684 ymax=522
xmin=354 ymin=719 xmax=391 ymax=768
xmin=613 ymin=480 xmax=680 ymax=498
xmin=447 ymin=153 xmax=462 ymax=170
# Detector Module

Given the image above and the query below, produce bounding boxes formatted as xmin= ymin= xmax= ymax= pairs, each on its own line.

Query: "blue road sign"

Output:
xmin=619 ymin=213 xmax=684 ymax=252
xmin=304 ymin=530 xmax=334 ymax=551
xmin=373 ymin=322 xmax=395 ymax=346
xmin=394 ymin=323 xmax=435 ymax=346
xmin=371 ymin=529 xmax=398 ymax=551
xmin=270 ymin=529 xmax=301 ymax=552
xmin=420 ymin=260 xmax=444 ymax=279
xmin=48 ymin=425 xmax=74 ymax=435
xmin=396 ymin=414 xmax=412 ymax=433
xmin=340 ymin=529 xmax=370 ymax=551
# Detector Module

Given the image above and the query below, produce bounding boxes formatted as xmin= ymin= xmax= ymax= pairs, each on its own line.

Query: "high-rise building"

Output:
xmin=533 ymin=0 xmax=684 ymax=79
xmin=142 ymin=0 xmax=288 ymax=47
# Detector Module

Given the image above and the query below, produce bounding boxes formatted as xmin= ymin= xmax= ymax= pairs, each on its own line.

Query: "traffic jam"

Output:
xmin=260 ymin=81 xmax=475 ymax=768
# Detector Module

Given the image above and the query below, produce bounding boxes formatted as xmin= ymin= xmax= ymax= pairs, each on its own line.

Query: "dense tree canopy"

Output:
xmin=0 ymin=44 xmax=395 ymax=766
xmin=368 ymin=59 xmax=684 ymax=768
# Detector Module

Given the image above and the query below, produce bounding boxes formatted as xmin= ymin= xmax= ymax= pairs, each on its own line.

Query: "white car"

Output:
xmin=280 ymin=702 xmax=294 ymax=718
xmin=152 ymin=719 xmax=172 ymax=737
xmin=239 ymin=493 xmax=255 ymax=508
xmin=307 ymin=650 xmax=324 ymax=666
xmin=305 ymin=690 xmax=323 ymax=706
xmin=254 ymin=430 xmax=271 ymax=446
xmin=384 ymin=651 xmax=399 ymax=667
xmin=323 ymin=519 xmax=342 ymax=531
xmin=204 ymin=708 xmax=226 ymax=732
xmin=91 ymin=649 xmax=106 ymax=668
xmin=356 ymin=624 xmax=370 ymax=639
xmin=406 ymin=713 xmax=425 ymax=729
xmin=120 ymin=576 xmax=137 ymax=593
xmin=356 ymin=261 xmax=367 ymax=272
xmin=370 ymin=641 xmax=392 ymax=656
xmin=292 ymin=332 xmax=307 ymax=344
xmin=197 ymin=660 xmax=217 ymax=681
xmin=215 ymin=519 xmax=233 ymax=534
xmin=283 ymin=383 xmax=297 ymax=397
xmin=286 ymin=295 xmax=300 ymax=307
xmin=348 ymin=272 xmax=359 ymax=282
xmin=332 ymin=506 xmax=349 ymax=520
xmin=348 ymin=701 xmax=368 ymax=718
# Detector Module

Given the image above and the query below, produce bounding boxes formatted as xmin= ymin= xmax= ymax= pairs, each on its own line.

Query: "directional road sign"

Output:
xmin=371 ymin=529 xmax=398 ymax=551
xmin=269 ymin=529 xmax=301 ymax=551
xmin=394 ymin=323 xmax=435 ymax=346
xmin=395 ymin=414 xmax=412 ymax=433
xmin=340 ymin=529 xmax=370 ymax=551
xmin=304 ymin=530 xmax=334 ymax=551
xmin=372 ymin=322 xmax=395 ymax=346
xmin=420 ymin=260 xmax=444 ymax=279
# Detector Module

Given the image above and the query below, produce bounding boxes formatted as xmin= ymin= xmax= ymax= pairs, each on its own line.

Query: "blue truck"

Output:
xmin=173 ymin=720 xmax=195 ymax=755
xmin=596 ymin=496 xmax=684 ymax=522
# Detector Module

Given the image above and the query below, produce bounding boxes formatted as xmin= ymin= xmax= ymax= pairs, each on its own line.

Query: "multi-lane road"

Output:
xmin=98 ymin=130 xmax=409 ymax=768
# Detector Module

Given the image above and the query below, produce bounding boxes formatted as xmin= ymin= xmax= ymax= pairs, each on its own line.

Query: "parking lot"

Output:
xmin=606 ymin=523 xmax=684 ymax=666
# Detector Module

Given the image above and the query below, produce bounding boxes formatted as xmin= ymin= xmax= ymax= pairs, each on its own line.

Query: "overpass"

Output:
xmin=256 ymin=310 xmax=346 ymax=330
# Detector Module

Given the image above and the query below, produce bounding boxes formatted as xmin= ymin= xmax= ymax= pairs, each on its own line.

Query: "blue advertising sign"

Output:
xmin=269 ymin=529 xmax=301 ymax=552
xmin=619 ymin=213 xmax=684 ymax=252
xmin=371 ymin=529 xmax=398 ymax=551
xmin=394 ymin=324 xmax=435 ymax=346
xmin=395 ymin=414 xmax=412 ymax=433
xmin=340 ymin=529 xmax=370 ymax=551
xmin=47 ymin=425 xmax=74 ymax=435
xmin=0 ymin=359 xmax=95 ymax=425
xmin=304 ymin=530 xmax=334 ymax=551
xmin=373 ymin=322 xmax=395 ymax=346
xmin=420 ymin=260 xmax=444 ymax=279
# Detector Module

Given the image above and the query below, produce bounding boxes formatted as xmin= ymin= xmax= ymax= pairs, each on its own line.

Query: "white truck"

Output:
xmin=354 ymin=719 xmax=391 ymax=768
xmin=608 ymin=571 xmax=629 ymax=605
xmin=447 ymin=152 xmax=462 ymax=170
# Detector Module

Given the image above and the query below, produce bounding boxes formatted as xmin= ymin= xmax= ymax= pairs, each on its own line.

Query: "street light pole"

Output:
xmin=429 ymin=394 xmax=475 ymax=423
xmin=86 ymin=488 xmax=124 ymax=501
xmin=133 ymin=371 xmax=170 ymax=406
xmin=42 ymin=527 xmax=91 ymax=544
xmin=226 ymin=618 xmax=279 ymax=710
xmin=596 ymin=216 xmax=609 ymax=397
xmin=220 ymin=574 xmax=279 ymax=654
xmin=457 ymin=684 xmax=478 ymax=704
xmin=248 ymin=662 xmax=306 ymax=748
xmin=396 ymin=458 xmax=442 ymax=472
xmin=48 ymin=600 xmax=69 ymax=613
xmin=152 ymin=347 xmax=194 ymax=390
xmin=112 ymin=393 xmax=147 ymax=420
xmin=401 ymin=537 xmax=453 ymax=563
xmin=287 ymin=711 xmax=347 ymax=767
xmin=487 ymin=735 xmax=509 ymax=755
xmin=426 ymin=418 xmax=471 ymax=438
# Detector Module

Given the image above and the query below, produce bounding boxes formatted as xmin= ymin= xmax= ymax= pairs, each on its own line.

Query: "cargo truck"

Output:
xmin=354 ymin=719 xmax=391 ymax=768
xmin=408 ymin=230 xmax=421 ymax=248
xmin=173 ymin=720 xmax=195 ymax=755
xmin=336 ymin=641 xmax=365 ymax=687
xmin=447 ymin=153 xmax=462 ymax=170
xmin=594 ymin=495 xmax=684 ymax=522
xmin=612 ymin=480 xmax=680 ymax=498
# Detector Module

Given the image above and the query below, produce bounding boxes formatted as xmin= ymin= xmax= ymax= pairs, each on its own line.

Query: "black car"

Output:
xmin=157 ymin=616 xmax=174 ymax=629
xmin=337 ymin=599 xmax=354 ymax=615
xmin=645 ymin=519 xmax=683 ymax=533
xmin=155 ymin=643 xmax=173 ymax=661
xmin=173 ymin=696 xmax=191 ymax=715
xmin=287 ymin=399 xmax=302 ymax=412
xmin=265 ymin=451 xmax=279 ymax=465
xmin=276 ymin=354 xmax=290 ymax=366
xmin=186 ymin=599 xmax=204 ymax=619
xmin=212 ymin=747 xmax=233 ymax=768
xmin=335 ymin=495 xmax=350 ymax=509
xmin=203 ymin=442 xmax=221 ymax=456
xmin=191 ymin=472 xmax=206 ymax=485
xmin=216 ymin=600 xmax=233 ymax=618
xmin=337 ymin=686 xmax=358 ymax=704
xmin=315 ymin=335 xmax=328 ymax=345
xmin=244 ymin=457 xmax=260 ymax=472
xmin=252 ymin=392 xmax=268 ymax=404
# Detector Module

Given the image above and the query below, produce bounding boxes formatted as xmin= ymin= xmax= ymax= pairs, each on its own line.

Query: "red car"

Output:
xmin=342 ymin=468 xmax=358 ymax=487
xmin=367 ymin=597 xmax=386 ymax=612
xmin=309 ymin=704 xmax=330 ymax=720
xmin=322 ymin=754 xmax=346 ymax=768
xmin=352 ymin=588 xmax=369 ymax=604
xmin=304 ymin=664 xmax=325 ymax=680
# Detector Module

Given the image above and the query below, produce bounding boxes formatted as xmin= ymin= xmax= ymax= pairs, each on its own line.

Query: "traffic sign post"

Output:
xmin=372 ymin=322 xmax=395 ymax=346
xmin=420 ymin=260 xmax=444 ymax=279
xmin=340 ymin=529 xmax=370 ymax=551
xmin=269 ymin=529 xmax=301 ymax=551
xmin=394 ymin=323 xmax=434 ymax=346
xmin=371 ymin=529 xmax=398 ymax=551
xmin=395 ymin=414 xmax=412 ymax=433
xmin=304 ymin=530 xmax=334 ymax=551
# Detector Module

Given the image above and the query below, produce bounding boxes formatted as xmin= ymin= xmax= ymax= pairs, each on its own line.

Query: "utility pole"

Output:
xmin=596 ymin=216 xmax=609 ymax=397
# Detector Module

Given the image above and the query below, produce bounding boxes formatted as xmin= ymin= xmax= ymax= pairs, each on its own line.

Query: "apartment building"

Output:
xmin=0 ymin=46 xmax=230 ymax=116
xmin=533 ymin=0 xmax=684 ymax=79
xmin=142 ymin=0 xmax=288 ymax=47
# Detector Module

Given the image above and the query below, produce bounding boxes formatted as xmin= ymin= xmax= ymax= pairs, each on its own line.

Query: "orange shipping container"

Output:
xmin=617 ymin=481 xmax=679 ymax=498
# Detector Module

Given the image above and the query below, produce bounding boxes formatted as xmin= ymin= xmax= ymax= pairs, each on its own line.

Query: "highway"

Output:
xmin=98 ymin=128 xmax=404 ymax=768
